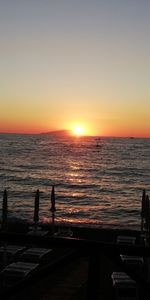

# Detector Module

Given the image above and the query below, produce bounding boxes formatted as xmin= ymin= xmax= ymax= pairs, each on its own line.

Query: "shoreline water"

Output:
xmin=2 ymin=215 xmax=141 ymax=232
xmin=2 ymin=219 xmax=141 ymax=241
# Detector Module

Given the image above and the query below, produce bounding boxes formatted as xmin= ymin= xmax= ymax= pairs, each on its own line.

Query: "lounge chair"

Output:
xmin=120 ymin=255 xmax=144 ymax=267
xmin=0 ymin=245 xmax=26 ymax=256
xmin=27 ymin=229 xmax=49 ymax=236
xmin=54 ymin=227 xmax=73 ymax=237
xmin=116 ymin=235 xmax=136 ymax=245
xmin=0 ymin=245 xmax=27 ymax=267
xmin=27 ymin=225 xmax=49 ymax=236
xmin=1 ymin=261 xmax=39 ymax=287
xmin=19 ymin=247 xmax=53 ymax=263
xmin=111 ymin=272 xmax=139 ymax=300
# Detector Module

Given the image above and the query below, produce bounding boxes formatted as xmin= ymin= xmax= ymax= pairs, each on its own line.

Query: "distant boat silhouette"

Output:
xmin=96 ymin=141 xmax=102 ymax=147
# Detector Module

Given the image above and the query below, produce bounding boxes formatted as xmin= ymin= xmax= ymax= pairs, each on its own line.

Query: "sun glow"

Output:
xmin=71 ymin=125 xmax=85 ymax=136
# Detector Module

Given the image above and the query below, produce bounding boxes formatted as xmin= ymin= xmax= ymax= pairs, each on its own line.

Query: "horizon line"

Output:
xmin=0 ymin=131 xmax=149 ymax=139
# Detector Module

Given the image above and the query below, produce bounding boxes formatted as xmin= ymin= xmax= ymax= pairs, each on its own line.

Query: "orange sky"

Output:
xmin=0 ymin=1 xmax=150 ymax=137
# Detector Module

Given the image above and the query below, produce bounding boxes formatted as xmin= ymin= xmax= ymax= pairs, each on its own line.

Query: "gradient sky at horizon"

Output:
xmin=0 ymin=0 xmax=150 ymax=137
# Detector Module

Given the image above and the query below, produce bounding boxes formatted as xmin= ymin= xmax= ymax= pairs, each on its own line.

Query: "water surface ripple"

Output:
xmin=0 ymin=133 xmax=149 ymax=230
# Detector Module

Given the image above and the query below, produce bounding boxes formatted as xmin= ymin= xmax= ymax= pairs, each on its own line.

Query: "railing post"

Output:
xmin=87 ymin=250 xmax=100 ymax=300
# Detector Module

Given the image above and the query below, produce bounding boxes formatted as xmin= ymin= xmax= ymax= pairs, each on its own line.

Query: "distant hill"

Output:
xmin=41 ymin=129 xmax=71 ymax=136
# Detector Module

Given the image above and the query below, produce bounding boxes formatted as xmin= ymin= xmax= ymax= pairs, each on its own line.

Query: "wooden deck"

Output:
xmin=0 ymin=222 xmax=150 ymax=299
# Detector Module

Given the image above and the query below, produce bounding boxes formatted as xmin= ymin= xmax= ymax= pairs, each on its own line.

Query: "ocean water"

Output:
xmin=0 ymin=133 xmax=149 ymax=230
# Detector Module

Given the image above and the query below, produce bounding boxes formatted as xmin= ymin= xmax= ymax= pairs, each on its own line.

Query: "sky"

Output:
xmin=0 ymin=0 xmax=150 ymax=137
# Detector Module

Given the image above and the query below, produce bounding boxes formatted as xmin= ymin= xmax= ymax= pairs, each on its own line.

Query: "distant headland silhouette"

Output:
xmin=40 ymin=129 xmax=71 ymax=136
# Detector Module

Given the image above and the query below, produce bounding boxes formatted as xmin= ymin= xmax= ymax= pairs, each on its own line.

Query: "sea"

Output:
xmin=0 ymin=133 xmax=149 ymax=230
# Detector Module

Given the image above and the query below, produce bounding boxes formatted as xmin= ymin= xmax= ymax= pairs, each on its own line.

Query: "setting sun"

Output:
xmin=71 ymin=125 xmax=85 ymax=136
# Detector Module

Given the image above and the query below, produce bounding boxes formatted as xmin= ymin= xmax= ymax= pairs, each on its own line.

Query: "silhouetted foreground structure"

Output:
xmin=0 ymin=188 xmax=150 ymax=299
xmin=0 ymin=223 xmax=150 ymax=299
